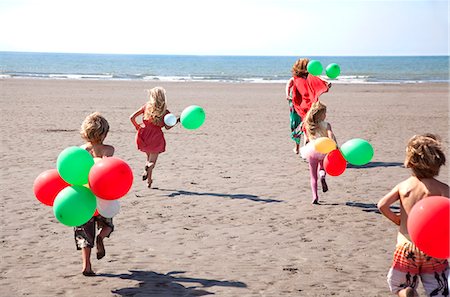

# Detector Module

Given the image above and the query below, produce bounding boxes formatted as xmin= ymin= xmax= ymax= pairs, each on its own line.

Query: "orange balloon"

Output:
xmin=314 ymin=137 xmax=336 ymax=154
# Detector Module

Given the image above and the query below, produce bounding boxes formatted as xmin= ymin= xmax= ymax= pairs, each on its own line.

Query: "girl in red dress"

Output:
xmin=130 ymin=87 xmax=178 ymax=188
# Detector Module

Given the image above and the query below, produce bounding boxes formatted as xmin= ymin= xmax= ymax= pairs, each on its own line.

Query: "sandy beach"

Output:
xmin=0 ymin=78 xmax=448 ymax=296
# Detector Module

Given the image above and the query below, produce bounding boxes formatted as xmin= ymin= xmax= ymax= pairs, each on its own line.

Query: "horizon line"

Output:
xmin=1 ymin=50 xmax=448 ymax=58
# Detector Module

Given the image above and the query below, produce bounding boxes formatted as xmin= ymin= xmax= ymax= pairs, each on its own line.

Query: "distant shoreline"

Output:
xmin=1 ymin=52 xmax=448 ymax=84
xmin=1 ymin=76 xmax=448 ymax=85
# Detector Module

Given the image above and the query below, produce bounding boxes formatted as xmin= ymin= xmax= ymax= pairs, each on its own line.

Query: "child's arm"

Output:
xmin=377 ymin=185 xmax=401 ymax=226
xmin=285 ymin=78 xmax=294 ymax=100
xmin=130 ymin=108 xmax=144 ymax=131
xmin=164 ymin=119 xmax=178 ymax=130
xmin=326 ymin=123 xmax=337 ymax=144
xmin=303 ymin=128 xmax=310 ymax=144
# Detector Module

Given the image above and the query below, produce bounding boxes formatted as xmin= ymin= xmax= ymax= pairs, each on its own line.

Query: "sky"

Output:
xmin=0 ymin=0 xmax=448 ymax=56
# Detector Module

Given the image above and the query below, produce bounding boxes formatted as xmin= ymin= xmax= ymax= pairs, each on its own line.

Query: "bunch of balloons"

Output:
xmin=164 ymin=105 xmax=206 ymax=130
xmin=301 ymin=137 xmax=374 ymax=176
xmin=407 ymin=196 xmax=450 ymax=259
xmin=33 ymin=147 xmax=133 ymax=227
xmin=307 ymin=60 xmax=341 ymax=79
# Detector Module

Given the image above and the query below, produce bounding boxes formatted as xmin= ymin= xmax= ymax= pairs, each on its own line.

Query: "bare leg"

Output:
xmin=81 ymin=247 xmax=95 ymax=276
xmin=145 ymin=153 xmax=159 ymax=188
xmin=308 ymin=157 xmax=320 ymax=204
xmin=293 ymin=143 xmax=300 ymax=154
xmin=96 ymin=226 xmax=112 ymax=260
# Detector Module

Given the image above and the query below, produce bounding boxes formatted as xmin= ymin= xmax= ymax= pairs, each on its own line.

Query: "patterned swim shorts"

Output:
xmin=387 ymin=236 xmax=449 ymax=296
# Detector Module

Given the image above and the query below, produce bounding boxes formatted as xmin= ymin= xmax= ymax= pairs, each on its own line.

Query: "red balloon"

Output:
xmin=324 ymin=149 xmax=347 ymax=176
xmin=88 ymin=157 xmax=133 ymax=200
xmin=407 ymin=196 xmax=450 ymax=259
xmin=33 ymin=169 xmax=70 ymax=206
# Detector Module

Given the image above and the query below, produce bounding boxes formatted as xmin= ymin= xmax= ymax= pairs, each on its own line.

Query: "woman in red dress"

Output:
xmin=290 ymin=58 xmax=331 ymax=147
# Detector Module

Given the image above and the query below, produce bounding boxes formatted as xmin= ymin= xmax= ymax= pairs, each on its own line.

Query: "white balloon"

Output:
xmin=97 ymin=197 xmax=120 ymax=218
xmin=164 ymin=113 xmax=177 ymax=127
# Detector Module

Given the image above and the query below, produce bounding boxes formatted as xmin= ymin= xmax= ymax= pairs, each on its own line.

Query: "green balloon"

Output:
xmin=340 ymin=138 xmax=374 ymax=166
xmin=326 ymin=63 xmax=341 ymax=79
xmin=180 ymin=105 xmax=206 ymax=130
xmin=53 ymin=185 xmax=96 ymax=227
xmin=57 ymin=146 xmax=94 ymax=185
xmin=307 ymin=60 xmax=323 ymax=76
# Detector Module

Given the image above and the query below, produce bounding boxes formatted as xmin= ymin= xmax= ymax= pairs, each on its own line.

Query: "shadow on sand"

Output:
xmin=345 ymin=201 xmax=400 ymax=214
xmin=347 ymin=162 xmax=404 ymax=169
xmin=100 ymin=270 xmax=247 ymax=296
xmin=148 ymin=188 xmax=283 ymax=203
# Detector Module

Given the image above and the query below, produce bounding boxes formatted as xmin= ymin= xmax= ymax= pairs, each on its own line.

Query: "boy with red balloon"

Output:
xmin=377 ymin=134 xmax=449 ymax=297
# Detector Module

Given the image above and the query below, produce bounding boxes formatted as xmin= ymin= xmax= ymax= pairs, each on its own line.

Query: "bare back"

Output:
xmin=81 ymin=142 xmax=115 ymax=158
xmin=398 ymin=176 xmax=449 ymax=236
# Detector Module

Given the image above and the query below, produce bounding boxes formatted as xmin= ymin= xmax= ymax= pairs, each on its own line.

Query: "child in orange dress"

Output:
xmin=130 ymin=87 xmax=178 ymax=188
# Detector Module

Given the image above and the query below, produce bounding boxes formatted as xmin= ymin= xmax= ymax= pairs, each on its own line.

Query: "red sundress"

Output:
xmin=136 ymin=105 xmax=170 ymax=154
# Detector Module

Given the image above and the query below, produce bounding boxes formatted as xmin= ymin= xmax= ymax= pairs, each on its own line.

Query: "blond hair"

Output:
xmin=291 ymin=58 xmax=309 ymax=77
xmin=80 ymin=112 xmax=110 ymax=144
xmin=405 ymin=134 xmax=446 ymax=178
xmin=144 ymin=87 xmax=167 ymax=125
xmin=304 ymin=101 xmax=327 ymax=138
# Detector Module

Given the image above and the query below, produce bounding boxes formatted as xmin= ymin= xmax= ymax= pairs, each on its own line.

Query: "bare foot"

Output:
xmin=142 ymin=164 xmax=150 ymax=181
xmin=293 ymin=147 xmax=299 ymax=154
xmin=82 ymin=270 xmax=96 ymax=277
xmin=399 ymin=287 xmax=416 ymax=297
xmin=147 ymin=179 xmax=153 ymax=188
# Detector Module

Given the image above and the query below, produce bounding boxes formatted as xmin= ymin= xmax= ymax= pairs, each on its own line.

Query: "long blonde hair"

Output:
xmin=304 ymin=101 xmax=327 ymax=138
xmin=144 ymin=87 xmax=167 ymax=124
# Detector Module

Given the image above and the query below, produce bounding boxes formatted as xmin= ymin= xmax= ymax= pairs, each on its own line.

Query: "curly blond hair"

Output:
xmin=304 ymin=101 xmax=327 ymax=138
xmin=405 ymin=134 xmax=446 ymax=178
xmin=144 ymin=87 xmax=167 ymax=125
xmin=291 ymin=58 xmax=309 ymax=77
xmin=80 ymin=112 xmax=110 ymax=143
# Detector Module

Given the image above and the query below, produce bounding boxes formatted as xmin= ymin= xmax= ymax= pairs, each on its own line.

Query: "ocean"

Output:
xmin=0 ymin=51 xmax=448 ymax=84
